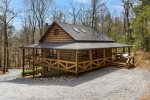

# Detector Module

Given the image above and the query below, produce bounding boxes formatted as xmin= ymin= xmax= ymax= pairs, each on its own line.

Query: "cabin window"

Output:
xmin=48 ymin=49 xmax=57 ymax=58
xmin=54 ymin=29 xmax=59 ymax=35
xmin=83 ymin=50 xmax=88 ymax=55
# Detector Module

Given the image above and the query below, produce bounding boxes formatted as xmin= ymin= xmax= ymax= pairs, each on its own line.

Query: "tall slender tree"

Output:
xmin=0 ymin=0 xmax=16 ymax=73
xmin=24 ymin=0 xmax=52 ymax=39
xmin=121 ymin=0 xmax=136 ymax=43
xmin=91 ymin=0 xmax=99 ymax=28
xmin=24 ymin=0 xmax=37 ymax=44
xmin=68 ymin=0 xmax=81 ymax=24
xmin=0 ymin=22 xmax=3 ymax=69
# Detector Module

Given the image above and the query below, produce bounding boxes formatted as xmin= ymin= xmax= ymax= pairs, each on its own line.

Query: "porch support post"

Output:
xmin=128 ymin=47 xmax=130 ymax=56
xmin=75 ymin=50 xmax=78 ymax=77
xmin=43 ymin=49 xmax=46 ymax=77
xmin=22 ymin=48 xmax=25 ymax=77
xmin=32 ymin=48 xmax=35 ymax=78
xmin=57 ymin=49 xmax=60 ymax=77
xmin=103 ymin=48 xmax=106 ymax=65
xmin=123 ymin=47 xmax=125 ymax=53
xmin=35 ymin=48 xmax=38 ymax=56
xmin=115 ymin=48 xmax=117 ymax=56
xmin=35 ymin=48 xmax=38 ymax=74
xmin=89 ymin=49 xmax=92 ymax=69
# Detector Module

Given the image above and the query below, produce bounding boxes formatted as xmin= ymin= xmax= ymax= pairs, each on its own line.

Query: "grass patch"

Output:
xmin=21 ymin=68 xmax=42 ymax=76
xmin=21 ymin=70 xmax=34 ymax=76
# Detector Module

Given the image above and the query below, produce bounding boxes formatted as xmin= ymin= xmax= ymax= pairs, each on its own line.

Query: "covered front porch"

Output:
xmin=21 ymin=42 xmax=134 ymax=77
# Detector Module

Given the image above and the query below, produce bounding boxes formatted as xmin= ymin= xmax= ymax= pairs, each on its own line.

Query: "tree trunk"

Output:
xmin=145 ymin=37 xmax=150 ymax=52
xmin=6 ymin=38 xmax=9 ymax=72
xmin=3 ymin=23 xmax=7 ymax=74
xmin=123 ymin=14 xmax=126 ymax=35
xmin=126 ymin=14 xmax=132 ymax=43
xmin=92 ymin=5 xmax=95 ymax=28
xmin=32 ymin=27 xmax=35 ymax=44
xmin=0 ymin=31 xmax=2 ymax=68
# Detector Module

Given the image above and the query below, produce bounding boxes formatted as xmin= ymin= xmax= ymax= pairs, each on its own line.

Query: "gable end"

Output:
xmin=40 ymin=22 xmax=74 ymax=42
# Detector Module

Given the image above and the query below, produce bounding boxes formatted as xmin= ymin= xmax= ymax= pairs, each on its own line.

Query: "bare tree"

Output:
xmin=103 ymin=11 xmax=113 ymax=36
xmin=24 ymin=0 xmax=52 ymax=40
xmin=91 ymin=0 xmax=107 ymax=31
xmin=91 ymin=0 xmax=99 ymax=28
xmin=0 ymin=23 xmax=3 ymax=69
xmin=98 ymin=4 xmax=108 ymax=33
xmin=51 ymin=8 xmax=64 ymax=22
xmin=0 ymin=0 xmax=16 ymax=73
xmin=73 ymin=3 xmax=92 ymax=26
xmin=80 ymin=8 xmax=92 ymax=27
xmin=21 ymin=15 xmax=30 ymax=45
xmin=121 ymin=0 xmax=136 ymax=42
xmin=24 ymin=0 xmax=37 ymax=44
xmin=34 ymin=0 xmax=52 ymax=37
xmin=68 ymin=0 xmax=81 ymax=24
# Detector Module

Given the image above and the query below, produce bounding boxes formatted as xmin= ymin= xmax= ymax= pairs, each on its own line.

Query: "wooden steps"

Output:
xmin=111 ymin=56 xmax=134 ymax=68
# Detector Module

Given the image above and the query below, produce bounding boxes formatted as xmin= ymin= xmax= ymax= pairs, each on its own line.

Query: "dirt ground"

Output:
xmin=0 ymin=71 xmax=3 ymax=75
xmin=135 ymin=51 xmax=150 ymax=100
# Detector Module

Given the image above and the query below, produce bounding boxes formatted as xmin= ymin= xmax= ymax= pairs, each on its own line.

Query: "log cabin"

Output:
xmin=21 ymin=21 xmax=134 ymax=77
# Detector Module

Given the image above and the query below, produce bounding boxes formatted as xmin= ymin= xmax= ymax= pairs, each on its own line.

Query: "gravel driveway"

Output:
xmin=0 ymin=67 xmax=150 ymax=100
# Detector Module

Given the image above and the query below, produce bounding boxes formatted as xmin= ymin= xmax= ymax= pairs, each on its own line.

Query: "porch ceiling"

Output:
xmin=21 ymin=42 xmax=131 ymax=50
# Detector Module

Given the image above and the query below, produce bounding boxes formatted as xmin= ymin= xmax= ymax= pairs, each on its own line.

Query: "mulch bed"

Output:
xmin=135 ymin=51 xmax=150 ymax=69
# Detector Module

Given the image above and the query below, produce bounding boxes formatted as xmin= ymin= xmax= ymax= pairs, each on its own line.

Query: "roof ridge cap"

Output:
xmin=56 ymin=21 xmax=92 ymax=28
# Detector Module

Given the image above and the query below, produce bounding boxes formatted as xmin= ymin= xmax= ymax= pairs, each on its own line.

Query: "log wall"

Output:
xmin=43 ymin=48 xmax=112 ymax=62
xmin=105 ymin=48 xmax=112 ymax=57
xmin=57 ymin=50 xmax=90 ymax=62
xmin=60 ymin=50 xmax=76 ymax=61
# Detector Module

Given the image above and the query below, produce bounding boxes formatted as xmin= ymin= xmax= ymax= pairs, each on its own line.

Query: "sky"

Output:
xmin=10 ymin=0 xmax=123 ymax=31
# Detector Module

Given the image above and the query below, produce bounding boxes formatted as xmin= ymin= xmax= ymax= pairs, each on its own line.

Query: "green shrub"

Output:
xmin=21 ymin=70 xmax=33 ymax=76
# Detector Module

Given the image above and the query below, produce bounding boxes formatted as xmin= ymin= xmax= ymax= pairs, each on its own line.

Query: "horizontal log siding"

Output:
xmin=43 ymin=49 xmax=112 ymax=61
xmin=60 ymin=50 xmax=76 ymax=61
xmin=43 ymin=24 xmax=74 ymax=42
xmin=92 ymin=49 xmax=104 ymax=59
xmin=96 ymin=49 xmax=104 ymax=58
xmin=60 ymin=50 xmax=89 ymax=62
xmin=105 ymin=48 xmax=112 ymax=57
xmin=78 ymin=50 xmax=89 ymax=62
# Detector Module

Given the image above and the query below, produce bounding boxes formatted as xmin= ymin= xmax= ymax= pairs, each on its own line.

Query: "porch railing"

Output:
xmin=24 ymin=54 xmax=134 ymax=73
xmin=25 ymin=55 xmax=112 ymax=73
